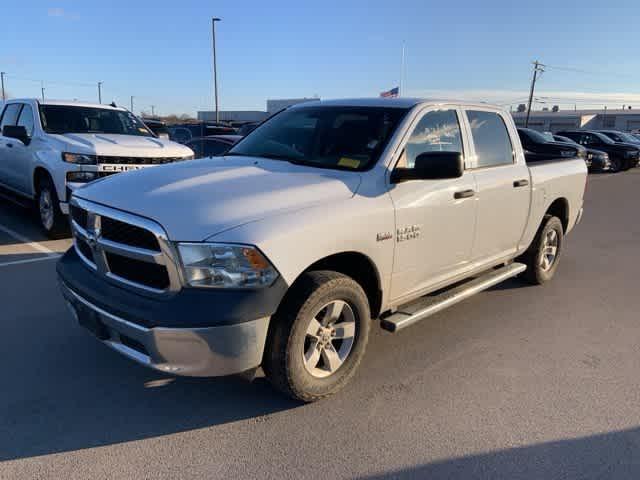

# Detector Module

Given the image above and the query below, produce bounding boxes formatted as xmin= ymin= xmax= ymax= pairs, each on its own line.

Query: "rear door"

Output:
xmin=388 ymin=107 xmax=477 ymax=301
xmin=465 ymin=109 xmax=530 ymax=264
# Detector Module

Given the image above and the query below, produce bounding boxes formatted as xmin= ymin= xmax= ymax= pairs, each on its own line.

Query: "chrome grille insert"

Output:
xmin=70 ymin=197 xmax=181 ymax=295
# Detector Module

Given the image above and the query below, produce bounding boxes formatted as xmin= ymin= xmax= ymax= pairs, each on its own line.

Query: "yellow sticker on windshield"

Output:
xmin=338 ymin=157 xmax=361 ymax=168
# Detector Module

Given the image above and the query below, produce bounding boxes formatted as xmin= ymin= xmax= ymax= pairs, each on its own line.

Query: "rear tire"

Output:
xmin=520 ymin=215 xmax=564 ymax=285
xmin=35 ymin=175 xmax=68 ymax=239
xmin=263 ymin=271 xmax=371 ymax=402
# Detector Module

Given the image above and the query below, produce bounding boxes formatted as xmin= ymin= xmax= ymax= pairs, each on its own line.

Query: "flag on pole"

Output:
xmin=380 ymin=86 xmax=399 ymax=98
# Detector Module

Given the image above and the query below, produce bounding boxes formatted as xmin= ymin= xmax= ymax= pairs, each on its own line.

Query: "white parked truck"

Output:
xmin=57 ymin=98 xmax=587 ymax=401
xmin=0 ymin=99 xmax=193 ymax=237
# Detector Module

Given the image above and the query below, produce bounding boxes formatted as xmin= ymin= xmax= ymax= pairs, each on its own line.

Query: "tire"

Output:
xmin=35 ymin=175 xmax=69 ymax=239
xmin=263 ymin=271 xmax=371 ymax=402
xmin=520 ymin=215 xmax=564 ymax=285
xmin=609 ymin=157 xmax=622 ymax=173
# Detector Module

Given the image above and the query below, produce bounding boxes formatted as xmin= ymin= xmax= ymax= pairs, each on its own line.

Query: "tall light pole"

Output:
xmin=1 ymin=72 xmax=6 ymax=101
xmin=151 ymin=105 xmax=155 ymax=116
xmin=41 ymin=81 xmax=45 ymax=101
xmin=212 ymin=17 xmax=221 ymax=123
xmin=98 ymin=81 xmax=103 ymax=104
xmin=130 ymin=96 xmax=134 ymax=113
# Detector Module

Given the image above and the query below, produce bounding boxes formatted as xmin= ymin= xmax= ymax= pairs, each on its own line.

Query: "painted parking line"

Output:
xmin=0 ymin=254 xmax=62 ymax=268
xmin=0 ymin=223 xmax=57 ymax=256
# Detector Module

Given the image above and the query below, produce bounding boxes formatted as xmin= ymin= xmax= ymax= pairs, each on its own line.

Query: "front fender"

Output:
xmin=209 ymin=194 xmax=396 ymax=310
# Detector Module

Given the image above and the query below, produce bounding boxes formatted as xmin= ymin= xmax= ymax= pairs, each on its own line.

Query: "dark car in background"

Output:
xmin=169 ymin=123 xmax=237 ymax=144
xmin=184 ymin=135 xmax=241 ymax=159
xmin=556 ymin=130 xmax=639 ymax=172
xmin=597 ymin=130 xmax=640 ymax=146
xmin=517 ymin=128 xmax=583 ymax=163
xmin=142 ymin=118 xmax=170 ymax=139
xmin=236 ymin=122 xmax=260 ymax=136
xmin=554 ymin=135 xmax=611 ymax=172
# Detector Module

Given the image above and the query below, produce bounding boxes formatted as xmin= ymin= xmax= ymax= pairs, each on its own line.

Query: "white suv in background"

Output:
xmin=0 ymin=99 xmax=193 ymax=237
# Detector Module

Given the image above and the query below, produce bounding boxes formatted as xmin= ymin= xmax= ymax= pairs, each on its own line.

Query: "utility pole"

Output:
xmin=525 ymin=60 xmax=545 ymax=128
xmin=130 ymin=96 xmax=134 ymax=112
xmin=41 ymin=81 xmax=45 ymax=101
xmin=1 ymin=72 xmax=6 ymax=101
xmin=212 ymin=17 xmax=221 ymax=123
xmin=151 ymin=105 xmax=155 ymax=116
xmin=98 ymin=82 xmax=103 ymax=104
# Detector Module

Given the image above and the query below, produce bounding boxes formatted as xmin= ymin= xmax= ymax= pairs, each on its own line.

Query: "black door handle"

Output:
xmin=6 ymin=143 xmax=13 ymax=148
xmin=454 ymin=189 xmax=475 ymax=199
xmin=513 ymin=179 xmax=529 ymax=187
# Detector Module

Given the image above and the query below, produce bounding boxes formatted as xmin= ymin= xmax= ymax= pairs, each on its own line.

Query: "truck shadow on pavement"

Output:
xmin=0 ymin=311 xmax=301 ymax=462
xmin=358 ymin=426 xmax=640 ymax=479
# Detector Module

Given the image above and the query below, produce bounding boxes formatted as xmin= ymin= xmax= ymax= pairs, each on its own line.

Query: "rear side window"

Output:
xmin=400 ymin=109 xmax=464 ymax=168
xmin=0 ymin=103 xmax=22 ymax=131
xmin=17 ymin=104 xmax=35 ymax=136
xmin=466 ymin=111 xmax=514 ymax=168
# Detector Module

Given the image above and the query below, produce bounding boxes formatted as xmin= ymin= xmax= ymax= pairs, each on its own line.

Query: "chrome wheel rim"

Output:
xmin=39 ymin=189 xmax=54 ymax=231
xmin=303 ymin=300 xmax=356 ymax=378
xmin=540 ymin=229 xmax=559 ymax=271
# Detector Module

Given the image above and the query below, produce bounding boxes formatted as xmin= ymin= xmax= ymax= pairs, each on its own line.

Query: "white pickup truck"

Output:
xmin=57 ymin=98 xmax=587 ymax=401
xmin=0 ymin=99 xmax=193 ymax=237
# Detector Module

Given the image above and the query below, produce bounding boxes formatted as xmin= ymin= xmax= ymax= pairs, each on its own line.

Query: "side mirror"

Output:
xmin=2 ymin=125 xmax=30 ymax=145
xmin=391 ymin=151 xmax=464 ymax=183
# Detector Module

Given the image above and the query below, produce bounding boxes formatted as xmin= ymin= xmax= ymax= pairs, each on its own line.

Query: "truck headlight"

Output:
xmin=177 ymin=243 xmax=278 ymax=289
xmin=625 ymin=151 xmax=638 ymax=158
xmin=63 ymin=152 xmax=97 ymax=165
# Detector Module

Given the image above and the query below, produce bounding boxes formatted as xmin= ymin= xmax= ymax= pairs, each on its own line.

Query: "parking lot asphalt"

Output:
xmin=1 ymin=170 xmax=640 ymax=479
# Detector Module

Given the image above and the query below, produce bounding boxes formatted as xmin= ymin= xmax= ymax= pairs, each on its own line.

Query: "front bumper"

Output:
xmin=60 ymin=280 xmax=270 ymax=376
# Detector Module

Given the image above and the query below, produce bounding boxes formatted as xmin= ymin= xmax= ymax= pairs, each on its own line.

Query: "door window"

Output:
xmin=398 ymin=109 xmax=463 ymax=168
xmin=0 ymin=104 xmax=22 ymax=131
xmin=466 ymin=111 xmax=514 ymax=168
xmin=17 ymin=104 xmax=35 ymax=137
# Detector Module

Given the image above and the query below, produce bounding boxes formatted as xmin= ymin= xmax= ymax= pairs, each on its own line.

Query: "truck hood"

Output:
xmin=74 ymin=156 xmax=362 ymax=241
xmin=49 ymin=133 xmax=192 ymax=157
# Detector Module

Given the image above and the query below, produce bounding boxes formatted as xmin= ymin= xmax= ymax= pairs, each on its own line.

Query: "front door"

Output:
xmin=388 ymin=107 xmax=478 ymax=302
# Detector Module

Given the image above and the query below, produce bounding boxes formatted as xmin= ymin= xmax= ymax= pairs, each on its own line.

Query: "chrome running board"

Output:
xmin=380 ymin=263 xmax=527 ymax=333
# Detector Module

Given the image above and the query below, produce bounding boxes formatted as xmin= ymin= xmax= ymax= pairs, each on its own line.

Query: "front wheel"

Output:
xmin=520 ymin=215 xmax=564 ymax=285
xmin=609 ymin=157 xmax=622 ymax=173
xmin=263 ymin=271 xmax=370 ymax=402
xmin=35 ymin=176 xmax=69 ymax=239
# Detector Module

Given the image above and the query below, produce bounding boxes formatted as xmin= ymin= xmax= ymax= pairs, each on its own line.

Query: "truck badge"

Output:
xmin=397 ymin=225 xmax=421 ymax=242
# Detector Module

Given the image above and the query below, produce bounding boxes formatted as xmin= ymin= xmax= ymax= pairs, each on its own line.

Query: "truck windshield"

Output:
xmin=39 ymin=105 xmax=154 ymax=137
xmin=227 ymin=106 xmax=409 ymax=171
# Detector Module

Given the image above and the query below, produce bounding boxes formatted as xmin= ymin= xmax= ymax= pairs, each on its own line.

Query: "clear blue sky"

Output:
xmin=2 ymin=0 xmax=639 ymax=115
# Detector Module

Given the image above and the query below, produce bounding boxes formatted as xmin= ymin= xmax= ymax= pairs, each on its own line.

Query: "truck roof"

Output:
xmin=288 ymin=97 xmax=505 ymax=111
xmin=6 ymin=98 xmax=127 ymax=111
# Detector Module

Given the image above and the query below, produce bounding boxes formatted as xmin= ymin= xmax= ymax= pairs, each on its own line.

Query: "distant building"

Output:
xmin=197 ymin=110 xmax=268 ymax=123
xmin=266 ymin=98 xmax=318 ymax=113
xmin=197 ymin=97 xmax=319 ymax=123
xmin=512 ymin=108 xmax=640 ymax=132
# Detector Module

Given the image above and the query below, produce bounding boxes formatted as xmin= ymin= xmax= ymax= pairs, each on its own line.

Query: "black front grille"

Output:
xmin=105 ymin=252 xmax=170 ymax=290
xmin=101 ymin=216 xmax=160 ymax=251
xmin=97 ymin=156 xmax=182 ymax=165
xmin=70 ymin=204 xmax=88 ymax=229
xmin=77 ymin=238 xmax=94 ymax=263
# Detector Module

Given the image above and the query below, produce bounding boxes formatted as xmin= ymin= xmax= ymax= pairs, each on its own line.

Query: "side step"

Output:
xmin=380 ymin=262 xmax=527 ymax=333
